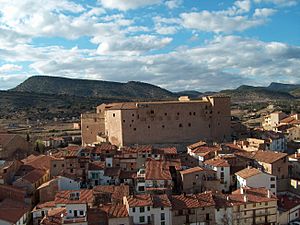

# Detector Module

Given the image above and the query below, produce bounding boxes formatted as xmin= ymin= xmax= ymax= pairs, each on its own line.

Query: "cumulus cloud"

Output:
xmin=11 ymin=35 xmax=299 ymax=92
xmin=254 ymin=0 xmax=298 ymax=7
xmin=0 ymin=64 xmax=22 ymax=73
xmin=98 ymin=0 xmax=162 ymax=11
xmin=165 ymin=0 xmax=183 ymax=9
xmin=96 ymin=35 xmax=172 ymax=55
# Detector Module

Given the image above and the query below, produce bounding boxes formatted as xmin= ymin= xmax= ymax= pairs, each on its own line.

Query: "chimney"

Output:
xmin=243 ymin=195 xmax=248 ymax=202
xmin=240 ymin=187 xmax=244 ymax=194
xmin=233 ymin=140 xmax=237 ymax=145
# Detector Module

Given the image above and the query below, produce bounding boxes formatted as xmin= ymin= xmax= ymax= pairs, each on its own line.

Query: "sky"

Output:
xmin=0 ymin=0 xmax=299 ymax=92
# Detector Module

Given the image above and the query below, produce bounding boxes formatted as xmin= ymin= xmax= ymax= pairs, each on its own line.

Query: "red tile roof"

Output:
xmin=170 ymin=194 xmax=203 ymax=210
xmin=230 ymin=187 xmax=277 ymax=204
xmin=278 ymin=194 xmax=300 ymax=211
xmin=253 ymin=150 xmax=287 ymax=164
xmin=235 ymin=167 xmax=262 ymax=179
xmin=21 ymin=168 xmax=47 ymax=184
xmin=126 ymin=194 xmax=152 ymax=207
xmin=188 ymin=141 xmax=207 ymax=150
xmin=40 ymin=208 xmax=66 ymax=225
xmin=204 ymin=157 xmax=230 ymax=167
xmin=88 ymin=161 xmax=105 ymax=170
xmin=0 ymin=198 xmax=30 ymax=224
xmin=145 ymin=160 xmax=172 ymax=180
xmin=55 ymin=190 xmax=94 ymax=205
xmin=100 ymin=204 xmax=129 ymax=218
xmin=93 ymin=185 xmax=129 ymax=201
xmin=153 ymin=194 xmax=172 ymax=208
xmin=180 ymin=167 xmax=204 ymax=175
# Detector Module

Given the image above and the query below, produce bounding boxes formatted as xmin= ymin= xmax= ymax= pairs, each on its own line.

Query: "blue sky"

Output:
xmin=0 ymin=0 xmax=299 ymax=91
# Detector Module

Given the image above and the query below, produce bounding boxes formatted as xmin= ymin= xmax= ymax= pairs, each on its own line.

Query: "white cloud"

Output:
xmin=98 ymin=0 xmax=162 ymax=11
xmin=254 ymin=0 xmax=298 ymax=7
xmin=253 ymin=8 xmax=277 ymax=17
xmin=165 ymin=0 xmax=183 ymax=9
xmin=180 ymin=11 xmax=265 ymax=33
xmin=0 ymin=64 xmax=22 ymax=73
xmin=96 ymin=35 xmax=172 ymax=55
xmin=10 ymin=35 xmax=299 ymax=92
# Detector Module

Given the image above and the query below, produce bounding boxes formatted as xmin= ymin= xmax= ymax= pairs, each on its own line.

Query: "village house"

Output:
xmin=0 ymin=198 xmax=31 ymax=225
xmin=170 ymin=192 xmax=216 ymax=225
xmin=235 ymin=167 xmax=277 ymax=193
xmin=214 ymin=187 xmax=278 ymax=225
xmin=277 ymin=192 xmax=300 ymax=224
xmin=37 ymin=175 xmax=81 ymax=203
xmin=289 ymin=151 xmax=300 ymax=179
xmin=82 ymin=96 xmax=231 ymax=146
xmin=123 ymin=194 xmax=172 ymax=225
xmin=87 ymin=161 xmax=105 ymax=186
xmin=0 ymin=160 xmax=23 ymax=184
xmin=93 ymin=184 xmax=129 ymax=205
xmin=187 ymin=144 xmax=220 ymax=165
xmin=203 ymin=157 xmax=231 ymax=192
xmin=34 ymin=189 xmax=94 ymax=225
xmin=262 ymin=111 xmax=287 ymax=130
xmin=180 ymin=166 xmax=220 ymax=194
xmin=100 ymin=204 xmax=130 ymax=225
xmin=0 ymin=134 xmax=31 ymax=160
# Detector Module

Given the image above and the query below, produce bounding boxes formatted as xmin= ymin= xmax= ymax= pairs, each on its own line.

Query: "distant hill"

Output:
xmin=12 ymin=76 xmax=176 ymax=100
xmin=2 ymin=76 xmax=299 ymax=120
xmin=218 ymin=85 xmax=296 ymax=103
xmin=174 ymin=90 xmax=203 ymax=99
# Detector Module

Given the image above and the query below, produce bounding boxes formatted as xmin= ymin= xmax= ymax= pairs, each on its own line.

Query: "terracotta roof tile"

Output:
xmin=253 ymin=150 xmax=287 ymax=164
xmin=100 ymin=204 xmax=129 ymax=218
xmin=0 ymin=198 xmax=30 ymax=224
xmin=278 ymin=194 xmax=300 ymax=211
xmin=88 ymin=161 xmax=105 ymax=170
xmin=55 ymin=190 xmax=94 ymax=205
xmin=170 ymin=194 xmax=201 ymax=210
xmin=93 ymin=185 xmax=129 ymax=201
xmin=235 ymin=167 xmax=262 ymax=179
xmin=145 ymin=160 xmax=172 ymax=180
xmin=21 ymin=168 xmax=47 ymax=184
xmin=180 ymin=167 xmax=204 ymax=175
xmin=153 ymin=194 xmax=172 ymax=208
xmin=0 ymin=134 xmax=18 ymax=147
xmin=187 ymin=141 xmax=207 ymax=150
xmin=204 ymin=157 xmax=230 ymax=167
xmin=126 ymin=194 xmax=153 ymax=207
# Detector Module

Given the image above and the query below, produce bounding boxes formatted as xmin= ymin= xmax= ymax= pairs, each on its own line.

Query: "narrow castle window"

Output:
xmin=179 ymin=124 xmax=182 ymax=128
xmin=188 ymin=123 xmax=191 ymax=127
xmin=113 ymin=113 xmax=116 ymax=117
xmin=162 ymin=125 xmax=165 ymax=128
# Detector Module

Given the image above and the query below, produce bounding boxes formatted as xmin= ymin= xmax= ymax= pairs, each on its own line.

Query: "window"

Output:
xmin=161 ymin=222 xmax=165 ymax=225
xmin=132 ymin=113 xmax=135 ymax=117
xmin=165 ymin=113 xmax=167 ymax=116
xmin=140 ymin=207 xmax=145 ymax=213
xmin=244 ymin=211 xmax=247 ymax=215
xmin=206 ymin=214 xmax=210 ymax=220
xmin=150 ymin=110 xmax=154 ymax=114
xmin=70 ymin=169 xmax=74 ymax=173
xmin=161 ymin=213 xmax=165 ymax=221
xmin=278 ymin=167 xmax=281 ymax=172
xmin=253 ymin=203 xmax=256 ymax=207
xmin=177 ymin=112 xmax=180 ymax=115
xmin=113 ymin=113 xmax=115 ymax=117
xmin=221 ymin=167 xmax=224 ymax=171
xmin=147 ymin=206 xmax=150 ymax=211
xmin=189 ymin=112 xmax=192 ymax=115
xmin=270 ymin=184 xmax=275 ymax=188
xmin=179 ymin=123 xmax=183 ymax=128
xmin=53 ymin=164 xmax=56 ymax=168
xmin=270 ymin=177 xmax=275 ymax=181
xmin=79 ymin=211 xmax=84 ymax=216
xmin=161 ymin=207 xmax=164 ymax=210
xmin=148 ymin=216 xmax=151 ymax=222
xmin=265 ymin=202 xmax=268 ymax=206
xmin=70 ymin=163 xmax=73 ymax=167
xmin=162 ymin=125 xmax=165 ymax=128
xmin=133 ymin=128 xmax=136 ymax=131
xmin=139 ymin=216 xmax=145 ymax=223
xmin=188 ymin=123 xmax=191 ymax=127
xmin=123 ymin=120 xmax=125 ymax=123
xmin=193 ymin=112 xmax=196 ymax=115
xmin=62 ymin=164 xmax=64 ymax=167
xmin=132 ymin=207 xmax=135 ymax=212
xmin=148 ymin=126 xmax=150 ymax=129
xmin=208 ymin=124 xmax=211 ymax=128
